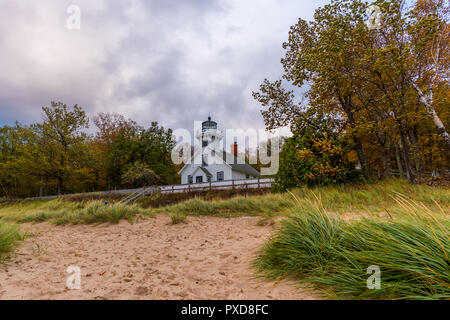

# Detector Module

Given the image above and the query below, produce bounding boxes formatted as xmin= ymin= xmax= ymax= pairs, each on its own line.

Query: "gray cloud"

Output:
xmin=0 ymin=0 xmax=330 ymax=133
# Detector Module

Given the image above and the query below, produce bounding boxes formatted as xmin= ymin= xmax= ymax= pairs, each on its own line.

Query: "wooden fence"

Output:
xmin=22 ymin=178 xmax=275 ymax=201
xmin=159 ymin=178 xmax=274 ymax=194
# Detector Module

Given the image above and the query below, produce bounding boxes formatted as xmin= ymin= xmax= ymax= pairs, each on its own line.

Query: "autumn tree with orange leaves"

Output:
xmin=254 ymin=0 xmax=449 ymax=187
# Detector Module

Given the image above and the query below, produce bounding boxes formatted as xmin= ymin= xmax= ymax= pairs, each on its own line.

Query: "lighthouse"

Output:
xmin=179 ymin=116 xmax=260 ymax=184
xmin=196 ymin=116 xmax=223 ymax=154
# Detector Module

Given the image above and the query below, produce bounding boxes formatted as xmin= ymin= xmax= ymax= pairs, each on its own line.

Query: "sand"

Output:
xmin=0 ymin=215 xmax=320 ymax=300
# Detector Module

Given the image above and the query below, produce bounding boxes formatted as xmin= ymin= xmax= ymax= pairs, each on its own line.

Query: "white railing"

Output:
xmin=159 ymin=178 xmax=274 ymax=194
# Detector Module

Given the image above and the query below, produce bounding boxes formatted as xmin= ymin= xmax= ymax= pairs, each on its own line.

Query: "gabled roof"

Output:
xmin=190 ymin=166 xmax=213 ymax=177
xmin=219 ymin=151 xmax=261 ymax=177
xmin=198 ymin=167 xmax=212 ymax=177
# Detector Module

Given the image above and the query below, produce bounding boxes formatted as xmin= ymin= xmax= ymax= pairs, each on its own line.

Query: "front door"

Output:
xmin=196 ymin=176 xmax=203 ymax=183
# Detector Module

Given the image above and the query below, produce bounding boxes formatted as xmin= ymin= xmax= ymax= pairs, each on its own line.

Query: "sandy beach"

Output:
xmin=0 ymin=216 xmax=319 ymax=300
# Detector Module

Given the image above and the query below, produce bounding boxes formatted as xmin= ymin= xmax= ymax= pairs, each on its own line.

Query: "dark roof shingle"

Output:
xmin=220 ymin=152 xmax=260 ymax=177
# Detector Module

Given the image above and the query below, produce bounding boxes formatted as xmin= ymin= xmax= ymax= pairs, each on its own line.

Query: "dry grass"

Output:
xmin=0 ymin=200 xmax=155 ymax=225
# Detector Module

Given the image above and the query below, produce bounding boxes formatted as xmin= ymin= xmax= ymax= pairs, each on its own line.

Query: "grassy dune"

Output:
xmin=254 ymin=194 xmax=450 ymax=299
xmin=154 ymin=179 xmax=449 ymax=219
xmin=151 ymin=179 xmax=449 ymax=299
xmin=154 ymin=193 xmax=294 ymax=217
xmin=0 ymin=179 xmax=448 ymax=224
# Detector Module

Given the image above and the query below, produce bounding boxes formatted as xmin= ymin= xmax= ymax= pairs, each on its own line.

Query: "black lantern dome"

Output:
xmin=202 ymin=116 xmax=217 ymax=132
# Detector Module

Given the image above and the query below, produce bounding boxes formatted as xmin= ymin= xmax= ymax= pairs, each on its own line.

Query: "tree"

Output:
xmin=408 ymin=0 xmax=450 ymax=149
xmin=93 ymin=112 xmax=138 ymax=147
xmin=0 ymin=124 xmax=40 ymax=197
xmin=256 ymin=0 xmax=373 ymax=178
xmin=254 ymin=0 xmax=449 ymax=187
xmin=93 ymin=112 xmax=139 ymax=190
xmin=15 ymin=102 xmax=90 ymax=195
xmin=121 ymin=161 xmax=161 ymax=188
xmin=106 ymin=121 xmax=177 ymax=188
xmin=134 ymin=122 xmax=177 ymax=184
xmin=274 ymin=109 xmax=362 ymax=190
xmin=0 ymin=106 xmax=179 ymax=197
xmin=252 ymin=79 xmax=301 ymax=131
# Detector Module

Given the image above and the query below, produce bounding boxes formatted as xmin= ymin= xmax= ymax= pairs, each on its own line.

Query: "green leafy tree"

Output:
xmin=106 ymin=121 xmax=177 ymax=188
xmin=13 ymin=102 xmax=90 ymax=195
xmin=133 ymin=122 xmax=177 ymax=184
xmin=274 ymin=109 xmax=361 ymax=190
xmin=121 ymin=161 xmax=161 ymax=188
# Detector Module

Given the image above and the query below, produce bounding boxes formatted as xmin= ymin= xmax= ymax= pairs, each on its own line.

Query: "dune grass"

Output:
xmin=155 ymin=193 xmax=295 ymax=218
xmin=1 ymin=179 xmax=446 ymax=224
xmin=170 ymin=212 xmax=187 ymax=225
xmin=0 ymin=222 xmax=25 ymax=262
xmin=300 ymin=179 xmax=449 ymax=214
xmin=254 ymin=193 xmax=450 ymax=299
xmin=154 ymin=179 xmax=449 ymax=219
xmin=0 ymin=200 xmax=155 ymax=225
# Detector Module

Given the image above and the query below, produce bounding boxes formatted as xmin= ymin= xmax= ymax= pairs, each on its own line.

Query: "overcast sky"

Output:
xmin=0 ymin=0 xmax=331 ymax=134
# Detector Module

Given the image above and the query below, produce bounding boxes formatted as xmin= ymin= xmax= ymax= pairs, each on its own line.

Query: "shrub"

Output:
xmin=170 ymin=213 xmax=187 ymax=225
xmin=0 ymin=222 xmax=23 ymax=262
xmin=274 ymin=109 xmax=363 ymax=191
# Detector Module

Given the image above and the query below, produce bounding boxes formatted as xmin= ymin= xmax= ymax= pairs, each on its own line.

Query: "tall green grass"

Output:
xmin=298 ymin=179 xmax=450 ymax=214
xmin=155 ymin=193 xmax=295 ymax=217
xmin=0 ymin=200 xmax=155 ymax=225
xmin=0 ymin=222 xmax=24 ymax=262
xmin=254 ymin=194 xmax=450 ymax=299
xmin=153 ymin=179 xmax=449 ymax=218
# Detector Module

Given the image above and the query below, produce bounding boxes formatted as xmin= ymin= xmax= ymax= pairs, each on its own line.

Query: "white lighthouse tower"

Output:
xmin=195 ymin=116 xmax=223 ymax=154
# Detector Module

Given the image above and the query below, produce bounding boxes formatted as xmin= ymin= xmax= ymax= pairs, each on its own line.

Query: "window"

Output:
xmin=207 ymin=176 xmax=211 ymax=182
xmin=217 ymin=171 xmax=224 ymax=181
xmin=196 ymin=176 xmax=203 ymax=183
xmin=188 ymin=175 xmax=193 ymax=184
xmin=246 ymin=174 xmax=250 ymax=179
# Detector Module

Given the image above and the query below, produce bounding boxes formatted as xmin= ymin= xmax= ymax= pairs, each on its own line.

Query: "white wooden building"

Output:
xmin=178 ymin=117 xmax=260 ymax=185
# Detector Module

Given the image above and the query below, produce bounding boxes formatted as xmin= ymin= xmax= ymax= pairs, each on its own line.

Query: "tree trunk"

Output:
xmin=382 ymin=139 xmax=393 ymax=177
xmin=376 ymin=130 xmax=393 ymax=177
xmin=408 ymin=127 xmax=423 ymax=175
xmin=57 ymin=177 xmax=63 ymax=195
xmin=337 ymin=94 xmax=370 ymax=178
xmin=345 ymin=109 xmax=370 ymax=177
xmin=39 ymin=177 xmax=44 ymax=197
xmin=395 ymin=142 xmax=405 ymax=178
xmin=413 ymin=83 xmax=450 ymax=150
xmin=399 ymin=127 xmax=416 ymax=184
xmin=354 ymin=137 xmax=370 ymax=178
